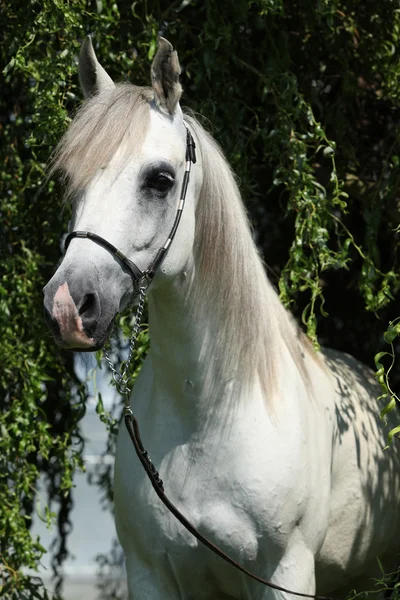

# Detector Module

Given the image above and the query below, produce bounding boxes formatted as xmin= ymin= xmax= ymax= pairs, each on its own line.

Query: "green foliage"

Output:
xmin=375 ymin=318 xmax=400 ymax=448
xmin=0 ymin=2 xmax=90 ymax=596
xmin=1 ymin=0 xmax=400 ymax=597
xmin=348 ymin=560 xmax=400 ymax=600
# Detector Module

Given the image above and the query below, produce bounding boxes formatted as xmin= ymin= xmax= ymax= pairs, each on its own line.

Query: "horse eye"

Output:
xmin=147 ymin=172 xmax=175 ymax=194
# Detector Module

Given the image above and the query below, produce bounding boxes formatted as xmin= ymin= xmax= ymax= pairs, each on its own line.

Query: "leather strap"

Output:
xmin=64 ymin=230 xmax=144 ymax=283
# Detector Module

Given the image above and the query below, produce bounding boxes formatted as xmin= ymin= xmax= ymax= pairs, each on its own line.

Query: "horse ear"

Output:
xmin=151 ymin=37 xmax=182 ymax=114
xmin=79 ymin=36 xmax=115 ymax=98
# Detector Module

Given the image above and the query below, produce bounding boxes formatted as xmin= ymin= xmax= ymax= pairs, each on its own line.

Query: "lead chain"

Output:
xmin=103 ymin=286 xmax=146 ymax=402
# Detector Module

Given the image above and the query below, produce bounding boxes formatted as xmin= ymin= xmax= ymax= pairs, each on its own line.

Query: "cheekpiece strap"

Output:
xmin=186 ymin=129 xmax=197 ymax=164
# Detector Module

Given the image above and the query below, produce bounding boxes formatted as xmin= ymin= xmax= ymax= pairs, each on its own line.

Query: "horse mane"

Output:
xmin=183 ymin=113 xmax=319 ymax=403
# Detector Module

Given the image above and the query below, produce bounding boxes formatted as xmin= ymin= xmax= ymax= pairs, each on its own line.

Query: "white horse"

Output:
xmin=44 ymin=37 xmax=400 ymax=599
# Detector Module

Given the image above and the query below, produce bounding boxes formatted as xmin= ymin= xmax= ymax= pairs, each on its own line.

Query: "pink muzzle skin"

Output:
xmin=52 ymin=283 xmax=95 ymax=349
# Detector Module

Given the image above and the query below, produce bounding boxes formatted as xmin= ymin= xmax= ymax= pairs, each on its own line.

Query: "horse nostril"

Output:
xmin=79 ymin=294 xmax=96 ymax=317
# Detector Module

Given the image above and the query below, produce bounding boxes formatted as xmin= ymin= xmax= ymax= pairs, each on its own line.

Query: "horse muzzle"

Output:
xmin=43 ymin=272 xmax=118 ymax=351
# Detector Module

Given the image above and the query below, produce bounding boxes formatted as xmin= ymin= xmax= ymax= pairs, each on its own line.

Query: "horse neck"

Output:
xmin=147 ymin=277 xmax=216 ymax=398
xmin=146 ymin=237 xmax=292 ymax=420
xmin=146 ymin=269 xmax=303 ymax=432
xmin=146 ymin=117 xmax=314 ymax=421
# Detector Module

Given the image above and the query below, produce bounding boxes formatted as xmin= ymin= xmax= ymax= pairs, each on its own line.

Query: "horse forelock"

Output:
xmin=183 ymin=114 xmax=320 ymax=404
xmin=50 ymin=83 xmax=153 ymax=199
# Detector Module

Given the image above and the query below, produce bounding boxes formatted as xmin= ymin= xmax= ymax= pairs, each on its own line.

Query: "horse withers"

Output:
xmin=43 ymin=36 xmax=400 ymax=599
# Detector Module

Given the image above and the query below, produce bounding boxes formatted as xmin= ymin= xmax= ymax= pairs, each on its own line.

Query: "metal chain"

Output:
xmin=103 ymin=286 xmax=146 ymax=403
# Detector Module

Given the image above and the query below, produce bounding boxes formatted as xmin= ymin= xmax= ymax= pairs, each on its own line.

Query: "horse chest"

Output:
xmin=114 ymin=388 xmax=316 ymax=591
xmin=115 ymin=435 xmax=278 ymax=597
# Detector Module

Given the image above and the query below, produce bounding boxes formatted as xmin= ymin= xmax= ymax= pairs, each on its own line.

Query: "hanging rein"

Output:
xmin=65 ymin=128 xmax=333 ymax=600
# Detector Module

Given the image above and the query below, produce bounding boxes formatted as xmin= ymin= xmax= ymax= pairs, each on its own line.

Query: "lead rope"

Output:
xmin=103 ymin=286 xmax=146 ymax=397
xmin=104 ymin=302 xmax=333 ymax=600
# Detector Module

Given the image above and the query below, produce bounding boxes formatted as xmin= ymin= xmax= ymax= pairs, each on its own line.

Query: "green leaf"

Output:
xmin=96 ymin=392 xmax=104 ymax=415
xmin=380 ymin=396 xmax=396 ymax=424
xmin=374 ymin=351 xmax=391 ymax=370
xmin=384 ymin=327 xmax=399 ymax=344
xmin=323 ymin=145 xmax=334 ymax=157
xmin=385 ymin=425 xmax=400 ymax=449
xmin=148 ymin=38 xmax=157 ymax=60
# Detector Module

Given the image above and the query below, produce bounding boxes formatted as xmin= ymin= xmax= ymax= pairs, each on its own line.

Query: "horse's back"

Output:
xmin=316 ymin=348 xmax=400 ymax=593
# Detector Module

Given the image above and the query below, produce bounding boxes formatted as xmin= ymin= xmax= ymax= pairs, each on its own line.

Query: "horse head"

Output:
xmin=43 ymin=37 xmax=201 ymax=351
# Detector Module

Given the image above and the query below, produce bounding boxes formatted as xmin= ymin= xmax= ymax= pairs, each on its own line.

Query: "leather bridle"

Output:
xmin=64 ymin=127 xmax=197 ymax=288
xmin=63 ymin=126 xmax=333 ymax=600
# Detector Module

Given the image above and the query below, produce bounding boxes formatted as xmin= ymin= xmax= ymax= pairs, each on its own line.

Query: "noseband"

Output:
xmin=62 ymin=126 xmax=332 ymax=600
xmin=64 ymin=127 xmax=197 ymax=287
